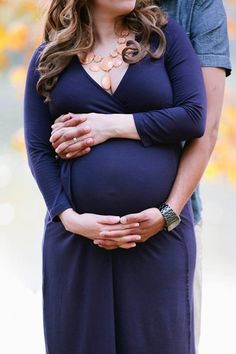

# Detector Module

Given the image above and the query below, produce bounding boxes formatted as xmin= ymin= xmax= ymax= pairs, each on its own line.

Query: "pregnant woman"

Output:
xmin=24 ymin=1 xmax=206 ymax=353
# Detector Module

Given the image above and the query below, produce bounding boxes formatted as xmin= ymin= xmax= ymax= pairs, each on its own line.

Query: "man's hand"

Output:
xmin=94 ymin=207 xmax=165 ymax=250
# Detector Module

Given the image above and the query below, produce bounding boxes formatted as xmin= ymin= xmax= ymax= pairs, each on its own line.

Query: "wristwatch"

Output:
xmin=158 ymin=203 xmax=181 ymax=232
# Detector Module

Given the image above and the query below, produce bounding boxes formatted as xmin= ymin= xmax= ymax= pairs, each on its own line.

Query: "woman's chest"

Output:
xmin=81 ymin=58 xmax=130 ymax=96
xmin=49 ymin=55 xmax=174 ymax=118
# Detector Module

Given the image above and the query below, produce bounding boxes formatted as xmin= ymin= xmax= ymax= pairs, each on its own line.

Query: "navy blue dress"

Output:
xmin=24 ymin=18 xmax=206 ymax=354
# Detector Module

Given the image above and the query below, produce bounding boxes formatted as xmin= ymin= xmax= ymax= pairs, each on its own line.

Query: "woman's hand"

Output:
xmin=50 ymin=113 xmax=93 ymax=158
xmin=50 ymin=112 xmax=112 ymax=159
xmin=50 ymin=112 xmax=139 ymax=159
xmin=59 ymin=209 xmax=141 ymax=248
xmin=94 ymin=207 xmax=165 ymax=250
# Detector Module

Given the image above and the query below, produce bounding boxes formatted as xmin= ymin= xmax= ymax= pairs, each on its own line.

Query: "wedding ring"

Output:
xmin=73 ymin=137 xmax=78 ymax=144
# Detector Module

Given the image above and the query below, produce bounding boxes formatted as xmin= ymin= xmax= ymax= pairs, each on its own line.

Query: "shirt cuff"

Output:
xmin=49 ymin=201 xmax=73 ymax=223
xmin=197 ymin=54 xmax=232 ymax=77
xmin=133 ymin=112 xmax=153 ymax=147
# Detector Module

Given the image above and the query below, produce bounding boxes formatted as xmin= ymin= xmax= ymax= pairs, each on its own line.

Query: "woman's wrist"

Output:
xmin=59 ymin=208 xmax=81 ymax=232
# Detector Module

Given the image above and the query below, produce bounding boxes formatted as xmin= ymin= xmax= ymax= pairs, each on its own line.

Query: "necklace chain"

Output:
xmin=79 ymin=30 xmax=130 ymax=91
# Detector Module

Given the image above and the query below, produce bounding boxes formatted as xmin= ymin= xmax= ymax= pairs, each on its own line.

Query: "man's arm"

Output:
xmin=165 ymin=0 xmax=231 ymax=216
xmin=166 ymin=67 xmax=225 ymax=214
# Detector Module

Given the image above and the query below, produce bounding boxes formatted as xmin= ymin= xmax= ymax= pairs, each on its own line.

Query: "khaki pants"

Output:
xmin=194 ymin=220 xmax=203 ymax=354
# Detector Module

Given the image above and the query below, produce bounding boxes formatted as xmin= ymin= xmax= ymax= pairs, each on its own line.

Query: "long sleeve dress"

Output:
xmin=24 ymin=18 xmax=206 ymax=354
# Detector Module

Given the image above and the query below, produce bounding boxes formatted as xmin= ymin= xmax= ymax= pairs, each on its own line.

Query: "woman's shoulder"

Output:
xmin=29 ymin=41 xmax=48 ymax=68
xmin=26 ymin=41 xmax=49 ymax=80
xmin=161 ymin=16 xmax=194 ymax=57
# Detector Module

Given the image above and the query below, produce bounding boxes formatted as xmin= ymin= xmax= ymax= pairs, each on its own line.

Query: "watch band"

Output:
xmin=159 ymin=203 xmax=181 ymax=232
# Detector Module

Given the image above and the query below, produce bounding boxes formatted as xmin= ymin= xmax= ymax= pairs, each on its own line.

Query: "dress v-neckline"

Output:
xmin=76 ymin=55 xmax=132 ymax=98
xmin=75 ymin=33 xmax=140 ymax=98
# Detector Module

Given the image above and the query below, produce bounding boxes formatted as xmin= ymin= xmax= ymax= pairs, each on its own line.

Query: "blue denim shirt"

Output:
xmin=158 ymin=0 xmax=232 ymax=224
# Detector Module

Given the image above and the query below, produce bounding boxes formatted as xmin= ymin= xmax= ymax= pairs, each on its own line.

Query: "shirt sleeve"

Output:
xmin=133 ymin=18 xmax=207 ymax=147
xmin=24 ymin=43 xmax=72 ymax=222
xmin=190 ymin=0 xmax=231 ymax=76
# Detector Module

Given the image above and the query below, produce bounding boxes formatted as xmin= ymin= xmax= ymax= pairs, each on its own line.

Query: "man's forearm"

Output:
xmin=166 ymin=134 xmax=216 ymax=215
xmin=166 ymin=67 xmax=225 ymax=215
xmin=108 ymin=113 xmax=140 ymax=140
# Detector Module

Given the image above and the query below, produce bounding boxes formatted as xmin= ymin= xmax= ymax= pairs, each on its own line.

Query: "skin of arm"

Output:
xmin=50 ymin=112 xmax=139 ymax=156
xmin=166 ymin=67 xmax=225 ymax=214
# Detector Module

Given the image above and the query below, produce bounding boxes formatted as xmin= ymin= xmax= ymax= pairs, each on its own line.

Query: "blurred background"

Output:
xmin=0 ymin=1 xmax=235 ymax=353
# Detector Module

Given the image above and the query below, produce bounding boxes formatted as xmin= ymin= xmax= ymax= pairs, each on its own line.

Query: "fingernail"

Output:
xmin=134 ymin=223 xmax=139 ymax=227
xmin=93 ymin=240 xmax=100 ymax=245
xmin=136 ymin=236 xmax=141 ymax=240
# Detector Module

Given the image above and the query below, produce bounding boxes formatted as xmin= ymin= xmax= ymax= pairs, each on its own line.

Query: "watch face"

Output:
xmin=168 ymin=218 xmax=180 ymax=231
xmin=159 ymin=203 xmax=181 ymax=232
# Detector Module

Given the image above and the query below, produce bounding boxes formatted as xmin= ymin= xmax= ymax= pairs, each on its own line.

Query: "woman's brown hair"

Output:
xmin=37 ymin=0 xmax=168 ymax=101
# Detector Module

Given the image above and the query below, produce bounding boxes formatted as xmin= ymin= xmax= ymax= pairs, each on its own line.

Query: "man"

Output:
xmin=157 ymin=1 xmax=231 ymax=352
xmin=50 ymin=1 xmax=231 ymax=352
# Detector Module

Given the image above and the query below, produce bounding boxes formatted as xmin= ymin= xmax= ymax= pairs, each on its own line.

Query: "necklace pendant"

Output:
xmin=94 ymin=55 xmax=102 ymax=63
xmin=121 ymin=29 xmax=129 ymax=37
xmin=118 ymin=37 xmax=126 ymax=44
xmin=100 ymin=57 xmax=113 ymax=72
xmin=89 ymin=63 xmax=100 ymax=72
xmin=117 ymin=43 xmax=126 ymax=55
xmin=80 ymin=52 xmax=95 ymax=65
xmin=101 ymin=74 xmax=111 ymax=91
xmin=111 ymin=50 xmax=118 ymax=58
xmin=113 ymin=57 xmax=123 ymax=68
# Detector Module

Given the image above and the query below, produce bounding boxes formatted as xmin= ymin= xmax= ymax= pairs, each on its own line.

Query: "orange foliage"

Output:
xmin=6 ymin=23 xmax=29 ymax=51
xmin=1 ymin=0 xmax=236 ymax=184
xmin=228 ymin=16 xmax=236 ymax=39
xmin=205 ymin=103 xmax=236 ymax=184
xmin=10 ymin=65 xmax=27 ymax=97
xmin=0 ymin=0 xmax=42 ymax=71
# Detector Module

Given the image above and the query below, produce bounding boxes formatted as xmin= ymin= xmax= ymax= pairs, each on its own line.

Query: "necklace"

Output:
xmin=79 ymin=30 xmax=130 ymax=91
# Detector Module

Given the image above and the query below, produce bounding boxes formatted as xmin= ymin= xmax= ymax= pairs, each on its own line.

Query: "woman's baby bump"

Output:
xmin=70 ymin=139 xmax=181 ymax=216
